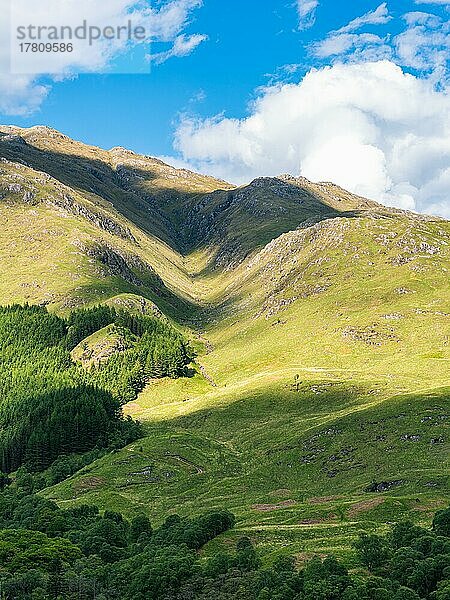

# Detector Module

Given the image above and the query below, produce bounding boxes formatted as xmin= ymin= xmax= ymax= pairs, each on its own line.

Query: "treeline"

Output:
xmin=0 ymin=478 xmax=448 ymax=599
xmin=65 ymin=305 xmax=117 ymax=349
xmin=0 ymin=304 xmax=193 ymax=473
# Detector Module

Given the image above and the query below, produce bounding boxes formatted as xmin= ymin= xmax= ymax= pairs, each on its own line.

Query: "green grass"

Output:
xmin=44 ymin=211 xmax=449 ymax=561
xmin=44 ymin=378 xmax=449 ymax=561
xmin=71 ymin=324 xmax=136 ymax=367
xmin=1 ymin=127 xmax=449 ymax=564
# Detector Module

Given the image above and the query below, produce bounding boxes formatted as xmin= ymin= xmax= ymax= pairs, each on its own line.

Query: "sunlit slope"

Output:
xmin=44 ymin=208 xmax=449 ymax=561
xmin=198 ymin=212 xmax=449 ymax=389
xmin=1 ymin=125 xmax=448 ymax=563
xmin=0 ymin=125 xmax=231 ymax=250
xmin=0 ymin=124 xmax=235 ymax=314
xmin=0 ymin=151 xmax=197 ymax=314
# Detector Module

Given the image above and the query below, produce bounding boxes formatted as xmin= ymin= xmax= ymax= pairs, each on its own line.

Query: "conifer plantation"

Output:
xmin=0 ymin=304 xmax=192 ymax=473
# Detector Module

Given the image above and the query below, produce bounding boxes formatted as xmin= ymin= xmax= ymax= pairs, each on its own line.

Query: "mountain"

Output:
xmin=0 ymin=125 xmax=448 ymax=563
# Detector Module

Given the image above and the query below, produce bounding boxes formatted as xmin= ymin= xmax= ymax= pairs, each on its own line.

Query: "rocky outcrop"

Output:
xmin=75 ymin=241 xmax=169 ymax=298
xmin=76 ymin=242 xmax=143 ymax=286
xmin=0 ymin=157 xmax=136 ymax=242
xmin=52 ymin=193 xmax=136 ymax=242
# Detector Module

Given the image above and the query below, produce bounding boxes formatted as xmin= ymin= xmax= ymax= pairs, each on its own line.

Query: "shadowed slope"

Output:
xmin=0 ymin=125 xmax=448 ymax=563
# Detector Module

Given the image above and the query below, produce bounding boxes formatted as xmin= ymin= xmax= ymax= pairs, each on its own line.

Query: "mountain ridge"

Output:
xmin=1 ymin=123 xmax=444 ymax=282
xmin=0 ymin=125 xmax=448 ymax=563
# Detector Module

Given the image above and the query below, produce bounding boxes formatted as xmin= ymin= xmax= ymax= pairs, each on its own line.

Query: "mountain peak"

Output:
xmin=0 ymin=124 xmax=69 ymax=140
xmin=109 ymin=146 xmax=138 ymax=156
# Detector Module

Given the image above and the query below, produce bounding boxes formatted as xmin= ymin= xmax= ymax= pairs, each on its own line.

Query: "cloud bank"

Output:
xmin=175 ymin=61 xmax=450 ymax=218
xmin=312 ymin=4 xmax=449 ymax=83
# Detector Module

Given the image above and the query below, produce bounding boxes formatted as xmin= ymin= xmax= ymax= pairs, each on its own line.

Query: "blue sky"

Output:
xmin=0 ymin=0 xmax=449 ymax=216
xmin=2 ymin=0 xmax=446 ymax=154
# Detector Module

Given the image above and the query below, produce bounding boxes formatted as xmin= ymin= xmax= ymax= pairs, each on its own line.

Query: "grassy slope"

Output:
xmin=0 ymin=143 xmax=200 ymax=315
xmin=44 ymin=213 xmax=450 ymax=565
xmin=1 ymin=126 xmax=448 ymax=565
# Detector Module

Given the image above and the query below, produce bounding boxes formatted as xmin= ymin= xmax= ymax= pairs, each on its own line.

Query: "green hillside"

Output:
xmin=0 ymin=125 xmax=448 ymax=567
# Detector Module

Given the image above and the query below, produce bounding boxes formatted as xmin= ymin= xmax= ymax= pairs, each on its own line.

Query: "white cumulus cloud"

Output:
xmin=394 ymin=14 xmax=450 ymax=79
xmin=174 ymin=61 xmax=450 ymax=218
xmin=0 ymin=74 xmax=49 ymax=116
xmin=311 ymin=6 xmax=449 ymax=84
xmin=311 ymin=3 xmax=393 ymax=64
xmin=313 ymin=33 xmax=389 ymax=60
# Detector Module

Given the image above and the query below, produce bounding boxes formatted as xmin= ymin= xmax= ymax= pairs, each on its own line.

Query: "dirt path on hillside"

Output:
xmin=165 ymin=454 xmax=205 ymax=474
xmin=196 ymin=333 xmax=214 ymax=354
xmin=199 ymin=364 xmax=218 ymax=387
